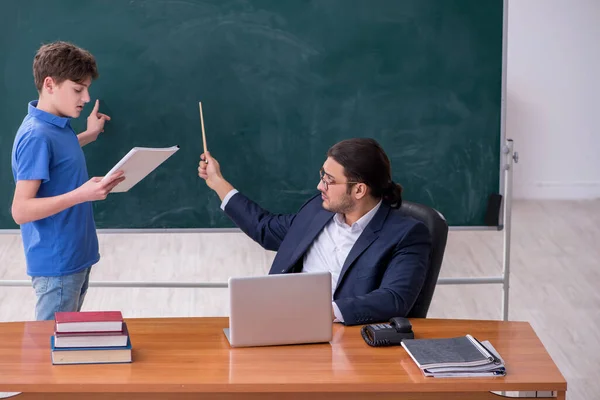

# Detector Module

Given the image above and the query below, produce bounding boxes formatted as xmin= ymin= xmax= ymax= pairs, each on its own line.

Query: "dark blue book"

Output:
xmin=50 ymin=336 xmax=132 ymax=365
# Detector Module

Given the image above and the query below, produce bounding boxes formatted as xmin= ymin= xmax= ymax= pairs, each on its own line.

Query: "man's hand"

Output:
xmin=332 ymin=305 xmax=336 ymax=322
xmin=79 ymin=100 xmax=111 ymax=145
xmin=74 ymin=171 xmax=125 ymax=202
xmin=198 ymin=152 xmax=234 ymax=200
xmin=197 ymin=151 xmax=223 ymax=189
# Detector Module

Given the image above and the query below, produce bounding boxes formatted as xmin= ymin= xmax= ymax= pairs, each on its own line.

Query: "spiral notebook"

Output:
xmin=401 ymin=334 xmax=506 ymax=377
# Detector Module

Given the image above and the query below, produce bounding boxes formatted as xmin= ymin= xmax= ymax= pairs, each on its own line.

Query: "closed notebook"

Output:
xmin=102 ymin=146 xmax=180 ymax=193
xmin=50 ymin=337 xmax=132 ymax=365
xmin=401 ymin=334 xmax=500 ymax=369
xmin=421 ymin=340 xmax=506 ymax=378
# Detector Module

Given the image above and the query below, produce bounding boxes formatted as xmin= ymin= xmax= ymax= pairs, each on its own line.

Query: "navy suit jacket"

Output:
xmin=224 ymin=192 xmax=432 ymax=326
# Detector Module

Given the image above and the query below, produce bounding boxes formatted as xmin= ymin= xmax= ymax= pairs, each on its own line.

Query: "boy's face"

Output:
xmin=43 ymin=76 xmax=92 ymax=118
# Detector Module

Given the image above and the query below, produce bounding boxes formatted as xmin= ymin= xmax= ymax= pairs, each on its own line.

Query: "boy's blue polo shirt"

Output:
xmin=11 ymin=101 xmax=99 ymax=277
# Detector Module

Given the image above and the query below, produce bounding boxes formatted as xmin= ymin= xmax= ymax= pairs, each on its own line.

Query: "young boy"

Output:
xmin=11 ymin=41 xmax=125 ymax=320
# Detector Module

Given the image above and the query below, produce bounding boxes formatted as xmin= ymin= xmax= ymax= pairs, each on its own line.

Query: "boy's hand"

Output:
xmin=85 ymin=99 xmax=111 ymax=140
xmin=75 ymin=171 xmax=125 ymax=202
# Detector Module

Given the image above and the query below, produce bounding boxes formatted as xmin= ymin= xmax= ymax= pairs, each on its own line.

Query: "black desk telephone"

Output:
xmin=361 ymin=317 xmax=415 ymax=347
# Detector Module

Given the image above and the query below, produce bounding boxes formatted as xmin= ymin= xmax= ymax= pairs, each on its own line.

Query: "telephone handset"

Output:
xmin=361 ymin=317 xmax=415 ymax=347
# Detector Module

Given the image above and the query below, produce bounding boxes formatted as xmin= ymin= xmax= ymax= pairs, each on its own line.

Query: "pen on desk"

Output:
xmin=471 ymin=335 xmax=502 ymax=365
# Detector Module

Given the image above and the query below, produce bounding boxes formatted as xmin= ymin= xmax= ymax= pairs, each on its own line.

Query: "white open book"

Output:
xmin=102 ymin=146 xmax=180 ymax=193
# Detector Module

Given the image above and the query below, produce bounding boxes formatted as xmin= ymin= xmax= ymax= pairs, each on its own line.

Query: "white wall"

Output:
xmin=507 ymin=0 xmax=600 ymax=199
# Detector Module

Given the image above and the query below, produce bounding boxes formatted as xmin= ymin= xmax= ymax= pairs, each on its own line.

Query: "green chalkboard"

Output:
xmin=0 ymin=0 xmax=503 ymax=229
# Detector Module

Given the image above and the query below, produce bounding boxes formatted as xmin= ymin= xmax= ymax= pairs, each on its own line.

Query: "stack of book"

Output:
xmin=401 ymin=334 xmax=506 ymax=378
xmin=50 ymin=311 xmax=132 ymax=365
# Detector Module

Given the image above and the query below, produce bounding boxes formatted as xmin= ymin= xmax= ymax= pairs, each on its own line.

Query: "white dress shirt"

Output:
xmin=221 ymin=189 xmax=382 ymax=323
xmin=302 ymin=200 xmax=382 ymax=322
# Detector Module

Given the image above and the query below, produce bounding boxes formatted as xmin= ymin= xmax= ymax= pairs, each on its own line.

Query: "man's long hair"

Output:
xmin=327 ymin=138 xmax=403 ymax=208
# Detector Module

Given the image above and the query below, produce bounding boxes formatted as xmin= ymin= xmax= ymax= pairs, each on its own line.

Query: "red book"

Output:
xmin=54 ymin=311 xmax=123 ymax=333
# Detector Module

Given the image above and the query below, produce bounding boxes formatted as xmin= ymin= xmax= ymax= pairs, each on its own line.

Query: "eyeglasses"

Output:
xmin=319 ymin=169 xmax=360 ymax=191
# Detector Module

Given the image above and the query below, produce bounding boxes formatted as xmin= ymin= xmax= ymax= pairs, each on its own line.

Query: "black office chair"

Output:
xmin=400 ymin=201 xmax=449 ymax=318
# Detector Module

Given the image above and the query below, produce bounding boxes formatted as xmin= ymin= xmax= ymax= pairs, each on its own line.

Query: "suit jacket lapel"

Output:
xmin=286 ymin=208 xmax=334 ymax=271
xmin=335 ymin=204 xmax=391 ymax=293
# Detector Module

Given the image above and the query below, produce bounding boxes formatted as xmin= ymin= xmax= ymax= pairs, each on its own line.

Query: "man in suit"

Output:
xmin=198 ymin=138 xmax=431 ymax=326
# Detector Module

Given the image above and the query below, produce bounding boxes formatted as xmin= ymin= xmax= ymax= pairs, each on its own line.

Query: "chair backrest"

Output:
xmin=400 ymin=201 xmax=449 ymax=318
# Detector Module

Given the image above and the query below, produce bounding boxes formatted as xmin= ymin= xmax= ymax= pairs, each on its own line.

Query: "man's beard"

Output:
xmin=324 ymin=193 xmax=355 ymax=214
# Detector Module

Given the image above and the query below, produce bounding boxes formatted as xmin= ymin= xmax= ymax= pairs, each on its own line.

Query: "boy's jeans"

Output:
xmin=31 ymin=267 xmax=92 ymax=321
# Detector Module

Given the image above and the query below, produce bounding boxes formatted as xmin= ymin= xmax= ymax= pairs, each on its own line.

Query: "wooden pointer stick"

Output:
xmin=199 ymin=102 xmax=208 ymax=163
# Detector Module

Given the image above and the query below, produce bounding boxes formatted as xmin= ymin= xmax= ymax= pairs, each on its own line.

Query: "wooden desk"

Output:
xmin=0 ymin=318 xmax=566 ymax=399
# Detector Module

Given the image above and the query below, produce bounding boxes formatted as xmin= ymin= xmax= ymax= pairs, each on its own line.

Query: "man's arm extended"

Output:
xmin=198 ymin=152 xmax=295 ymax=251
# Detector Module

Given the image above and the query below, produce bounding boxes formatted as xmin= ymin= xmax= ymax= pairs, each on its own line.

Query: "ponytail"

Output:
xmin=383 ymin=181 xmax=403 ymax=209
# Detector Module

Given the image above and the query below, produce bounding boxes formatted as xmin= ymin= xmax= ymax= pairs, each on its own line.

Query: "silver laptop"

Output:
xmin=223 ymin=271 xmax=333 ymax=347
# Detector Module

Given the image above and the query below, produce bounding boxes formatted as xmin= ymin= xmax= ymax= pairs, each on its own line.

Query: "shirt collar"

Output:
xmin=334 ymin=199 xmax=383 ymax=231
xmin=28 ymin=100 xmax=70 ymax=128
